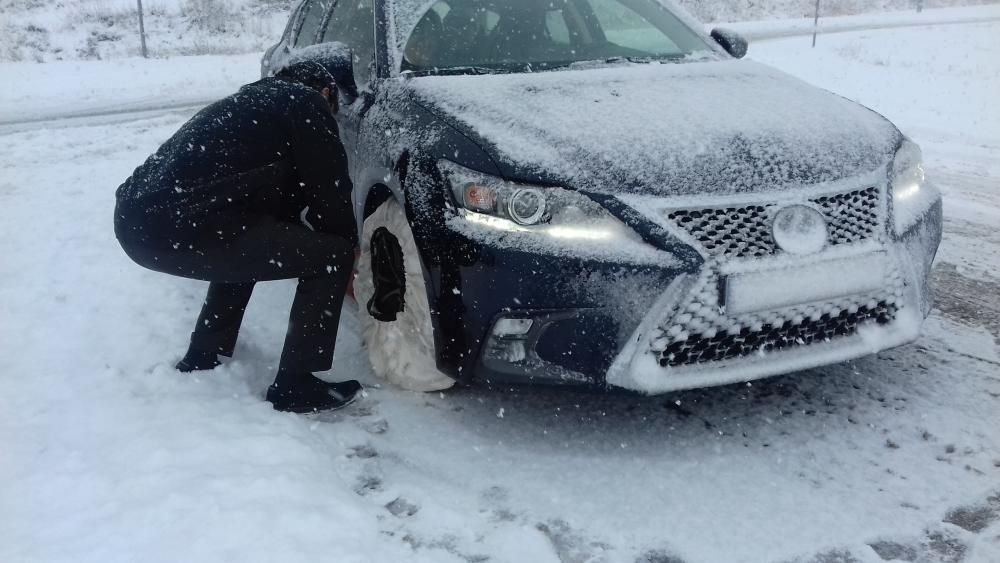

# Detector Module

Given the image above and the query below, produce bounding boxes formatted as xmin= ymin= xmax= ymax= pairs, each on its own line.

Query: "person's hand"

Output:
xmin=321 ymin=84 xmax=340 ymax=115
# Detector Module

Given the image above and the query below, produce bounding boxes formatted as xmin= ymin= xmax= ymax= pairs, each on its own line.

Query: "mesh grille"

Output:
xmin=648 ymin=186 xmax=895 ymax=372
xmin=665 ymin=187 xmax=882 ymax=258
xmin=813 ymin=187 xmax=880 ymax=245
xmin=649 ymin=257 xmax=906 ymax=369
xmin=667 ymin=205 xmax=774 ymax=258
xmin=658 ymin=301 xmax=895 ymax=368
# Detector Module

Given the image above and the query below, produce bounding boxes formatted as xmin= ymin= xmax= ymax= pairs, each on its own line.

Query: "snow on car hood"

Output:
xmin=408 ymin=60 xmax=901 ymax=197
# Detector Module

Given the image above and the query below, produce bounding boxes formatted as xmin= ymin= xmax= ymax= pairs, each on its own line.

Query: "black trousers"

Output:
xmin=120 ymin=215 xmax=355 ymax=373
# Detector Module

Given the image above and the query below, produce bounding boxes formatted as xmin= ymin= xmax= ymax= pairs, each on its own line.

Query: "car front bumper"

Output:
xmin=432 ymin=180 xmax=942 ymax=394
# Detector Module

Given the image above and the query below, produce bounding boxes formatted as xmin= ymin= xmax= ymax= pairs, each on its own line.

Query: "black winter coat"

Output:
xmin=115 ymin=77 xmax=355 ymax=249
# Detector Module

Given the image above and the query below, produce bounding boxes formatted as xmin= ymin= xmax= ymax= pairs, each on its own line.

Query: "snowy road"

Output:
xmin=2 ymin=19 xmax=999 ymax=563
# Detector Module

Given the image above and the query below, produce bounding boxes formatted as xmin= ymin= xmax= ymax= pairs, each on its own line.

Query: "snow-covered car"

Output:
xmin=262 ymin=0 xmax=943 ymax=394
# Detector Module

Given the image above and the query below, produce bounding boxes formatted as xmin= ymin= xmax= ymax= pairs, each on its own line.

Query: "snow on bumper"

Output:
xmin=607 ymin=271 xmax=923 ymax=395
xmin=607 ymin=183 xmax=942 ymax=395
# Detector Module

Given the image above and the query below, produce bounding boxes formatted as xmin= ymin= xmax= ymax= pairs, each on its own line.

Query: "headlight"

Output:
xmin=438 ymin=160 xmax=618 ymax=237
xmin=439 ymin=160 xmax=552 ymax=225
xmin=890 ymin=139 xmax=939 ymax=235
xmin=436 ymin=161 xmax=677 ymax=264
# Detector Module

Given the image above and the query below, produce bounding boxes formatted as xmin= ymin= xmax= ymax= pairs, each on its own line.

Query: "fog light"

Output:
xmin=490 ymin=340 xmax=527 ymax=363
xmin=486 ymin=317 xmax=533 ymax=365
xmin=492 ymin=317 xmax=533 ymax=337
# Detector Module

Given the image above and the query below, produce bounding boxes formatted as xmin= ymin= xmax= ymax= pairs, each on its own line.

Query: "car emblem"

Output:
xmin=772 ymin=205 xmax=828 ymax=254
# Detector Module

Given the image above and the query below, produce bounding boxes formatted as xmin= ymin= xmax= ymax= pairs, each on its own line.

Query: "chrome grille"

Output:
xmin=650 ymin=259 xmax=906 ymax=368
xmin=813 ymin=187 xmax=880 ymax=245
xmin=658 ymin=301 xmax=895 ymax=367
xmin=665 ymin=186 xmax=882 ymax=259
xmin=667 ymin=205 xmax=773 ymax=258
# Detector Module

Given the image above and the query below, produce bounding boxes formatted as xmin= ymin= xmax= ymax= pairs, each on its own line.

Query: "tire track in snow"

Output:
xmin=933 ymin=263 xmax=1000 ymax=347
xmin=0 ymin=102 xmax=208 ymax=136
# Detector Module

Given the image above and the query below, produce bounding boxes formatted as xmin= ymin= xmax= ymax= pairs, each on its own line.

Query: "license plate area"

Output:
xmin=724 ymin=253 xmax=888 ymax=315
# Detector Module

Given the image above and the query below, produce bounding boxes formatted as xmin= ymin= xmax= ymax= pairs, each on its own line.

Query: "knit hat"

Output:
xmin=276 ymin=60 xmax=336 ymax=93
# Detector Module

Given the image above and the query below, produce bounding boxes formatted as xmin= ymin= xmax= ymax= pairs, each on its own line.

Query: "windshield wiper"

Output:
xmin=629 ymin=53 xmax=716 ymax=64
xmin=402 ymin=66 xmax=517 ymax=78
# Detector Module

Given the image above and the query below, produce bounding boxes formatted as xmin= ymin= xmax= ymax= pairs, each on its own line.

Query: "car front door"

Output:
xmin=263 ymin=0 xmax=335 ymax=75
xmin=295 ymin=0 xmax=336 ymax=48
xmin=317 ymin=0 xmax=378 ymax=172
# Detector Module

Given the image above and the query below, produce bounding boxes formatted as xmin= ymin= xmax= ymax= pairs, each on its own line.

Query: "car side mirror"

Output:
xmin=286 ymin=41 xmax=360 ymax=102
xmin=710 ymin=28 xmax=748 ymax=59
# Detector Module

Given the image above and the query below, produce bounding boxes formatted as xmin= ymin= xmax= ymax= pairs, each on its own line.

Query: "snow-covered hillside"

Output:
xmin=681 ymin=0 xmax=994 ymax=21
xmin=1 ymin=0 xmax=995 ymax=61
xmin=1 ymin=0 xmax=292 ymax=62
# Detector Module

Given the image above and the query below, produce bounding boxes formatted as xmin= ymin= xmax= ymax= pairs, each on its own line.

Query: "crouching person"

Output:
xmin=114 ymin=61 xmax=361 ymax=413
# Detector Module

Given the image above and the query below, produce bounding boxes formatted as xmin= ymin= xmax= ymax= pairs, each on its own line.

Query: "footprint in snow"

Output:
xmin=347 ymin=444 xmax=378 ymax=459
xmin=359 ymin=417 xmax=389 ymax=435
xmin=943 ymin=491 xmax=1000 ymax=533
xmin=866 ymin=527 xmax=971 ymax=563
xmin=385 ymin=497 xmax=419 ymax=517
xmin=354 ymin=475 xmax=383 ymax=496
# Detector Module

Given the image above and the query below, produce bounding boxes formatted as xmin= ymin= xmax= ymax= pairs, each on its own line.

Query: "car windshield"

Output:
xmin=400 ymin=0 xmax=713 ymax=73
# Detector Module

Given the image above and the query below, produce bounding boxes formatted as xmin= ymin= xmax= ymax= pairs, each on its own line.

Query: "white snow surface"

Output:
xmin=0 ymin=54 xmax=261 ymax=124
xmin=2 ymin=14 xmax=1000 ymax=563
xmin=410 ymin=60 xmax=898 ymax=196
xmin=0 ymin=0 xmax=292 ymax=62
xmin=718 ymin=3 xmax=1000 ymax=39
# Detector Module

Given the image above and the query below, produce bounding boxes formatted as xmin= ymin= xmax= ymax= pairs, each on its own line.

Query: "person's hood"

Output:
xmin=408 ymin=60 xmax=901 ymax=197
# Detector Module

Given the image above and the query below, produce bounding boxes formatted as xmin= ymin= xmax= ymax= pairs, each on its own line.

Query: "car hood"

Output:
xmin=408 ymin=60 xmax=901 ymax=197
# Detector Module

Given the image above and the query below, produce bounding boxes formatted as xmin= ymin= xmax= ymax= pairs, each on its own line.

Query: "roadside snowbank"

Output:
xmin=1 ymin=54 xmax=261 ymax=124
xmin=1 ymin=0 xmax=290 ymax=62
xmin=720 ymin=3 xmax=1000 ymax=38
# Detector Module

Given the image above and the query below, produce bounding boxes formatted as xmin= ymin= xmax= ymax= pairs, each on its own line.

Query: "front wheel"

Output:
xmin=354 ymin=199 xmax=455 ymax=392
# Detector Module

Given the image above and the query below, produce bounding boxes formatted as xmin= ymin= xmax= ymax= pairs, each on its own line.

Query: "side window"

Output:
xmin=280 ymin=2 xmax=305 ymax=43
xmin=294 ymin=0 xmax=334 ymax=48
xmin=322 ymin=0 xmax=376 ymax=87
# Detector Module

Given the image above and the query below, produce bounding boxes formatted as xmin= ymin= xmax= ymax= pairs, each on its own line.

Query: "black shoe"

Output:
xmin=175 ymin=349 xmax=222 ymax=372
xmin=266 ymin=374 xmax=363 ymax=413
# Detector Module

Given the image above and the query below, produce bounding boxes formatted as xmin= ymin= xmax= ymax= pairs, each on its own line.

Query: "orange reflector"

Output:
xmin=463 ymin=184 xmax=497 ymax=212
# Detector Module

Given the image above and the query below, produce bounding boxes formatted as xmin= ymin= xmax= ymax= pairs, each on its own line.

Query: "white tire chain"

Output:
xmin=354 ymin=199 xmax=455 ymax=392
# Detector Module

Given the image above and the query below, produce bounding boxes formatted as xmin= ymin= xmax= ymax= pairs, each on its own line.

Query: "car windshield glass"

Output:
xmin=400 ymin=0 xmax=712 ymax=73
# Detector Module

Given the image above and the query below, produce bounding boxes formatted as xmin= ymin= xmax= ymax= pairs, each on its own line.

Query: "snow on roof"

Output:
xmin=408 ymin=60 xmax=901 ymax=196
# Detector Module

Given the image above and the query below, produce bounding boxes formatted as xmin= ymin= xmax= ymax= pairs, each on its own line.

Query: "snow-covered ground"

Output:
xmin=722 ymin=3 xmax=1000 ymax=38
xmin=0 ymin=53 xmax=262 ymax=125
xmin=1 ymin=15 xmax=999 ymax=563
xmin=0 ymin=0 xmax=293 ymax=62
